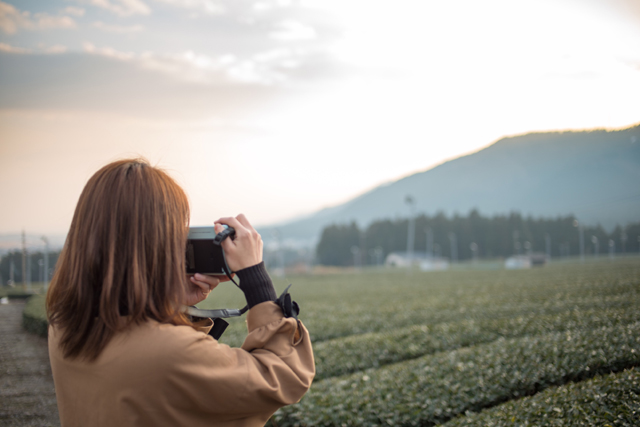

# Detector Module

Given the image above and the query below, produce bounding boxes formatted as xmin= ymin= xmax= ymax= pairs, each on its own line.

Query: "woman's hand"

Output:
xmin=214 ymin=214 xmax=263 ymax=272
xmin=185 ymin=273 xmax=230 ymax=306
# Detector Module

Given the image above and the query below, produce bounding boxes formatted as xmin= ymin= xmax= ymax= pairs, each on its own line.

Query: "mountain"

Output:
xmin=260 ymin=124 xmax=640 ymax=246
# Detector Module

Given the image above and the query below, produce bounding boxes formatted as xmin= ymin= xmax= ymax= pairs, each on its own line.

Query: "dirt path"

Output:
xmin=0 ymin=301 xmax=60 ymax=427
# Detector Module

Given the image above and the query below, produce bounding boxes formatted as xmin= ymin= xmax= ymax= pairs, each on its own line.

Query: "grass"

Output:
xmin=22 ymin=294 xmax=48 ymax=337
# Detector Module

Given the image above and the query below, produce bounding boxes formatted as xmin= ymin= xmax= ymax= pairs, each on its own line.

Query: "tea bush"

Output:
xmin=444 ymin=367 xmax=639 ymax=427
xmin=313 ymin=305 xmax=639 ymax=380
xmin=275 ymin=321 xmax=640 ymax=426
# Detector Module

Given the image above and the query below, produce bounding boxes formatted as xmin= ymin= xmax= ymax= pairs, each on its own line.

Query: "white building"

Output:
xmin=505 ymin=253 xmax=547 ymax=269
xmin=385 ymin=252 xmax=449 ymax=271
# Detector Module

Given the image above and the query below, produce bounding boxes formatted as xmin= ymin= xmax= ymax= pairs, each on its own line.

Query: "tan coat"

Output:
xmin=48 ymin=302 xmax=315 ymax=427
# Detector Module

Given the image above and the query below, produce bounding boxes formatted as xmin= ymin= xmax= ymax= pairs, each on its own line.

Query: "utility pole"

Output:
xmin=42 ymin=236 xmax=50 ymax=292
xmin=608 ymin=239 xmax=615 ymax=261
xmin=512 ymin=230 xmax=520 ymax=255
xmin=405 ymin=195 xmax=416 ymax=271
xmin=470 ymin=242 xmax=478 ymax=263
xmin=448 ymin=232 xmax=458 ymax=263
xmin=350 ymin=246 xmax=361 ymax=270
xmin=9 ymin=258 xmax=15 ymax=286
xmin=360 ymin=229 xmax=366 ymax=269
xmin=574 ymin=220 xmax=584 ymax=263
xmin=545 ymin=233 xmax=551 ymax=261
xmin=21 ymin=229 xmax=27 ymax=291
xmin=425 ymin=227 xmax=433 ymax=258
xmin=271 ymin=229 xmax=285 ymax=277
xmin=27 ymin=251 xmax=31 ymax=292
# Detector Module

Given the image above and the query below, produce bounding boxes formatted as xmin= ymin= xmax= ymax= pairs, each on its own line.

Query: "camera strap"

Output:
xmin=184 ymin=305 xmax=248 ymax=319
xmin=185 ymin=226 xmax=296 ymax=340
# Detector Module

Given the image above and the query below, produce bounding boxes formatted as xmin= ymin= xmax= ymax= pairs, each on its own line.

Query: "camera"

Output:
xmin=186 ymin=226 xmax=235 ymax=276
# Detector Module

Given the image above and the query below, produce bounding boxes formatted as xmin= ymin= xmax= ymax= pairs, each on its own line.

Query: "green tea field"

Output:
xmin=201 ymin=257 xmax=640 ymax=426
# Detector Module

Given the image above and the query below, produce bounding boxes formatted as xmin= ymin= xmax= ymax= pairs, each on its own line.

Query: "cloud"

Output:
xmin=83 ymin=42 xmax=135 ymax=60
xmin=270 ymin=20 xmax=317 ymax=41
xmin=0 ymin=42 xmax=31 ymax=54
xmin=138 ymin=47 xmax=312 ymax=85
xmin=153 ymin=0 xmax=224 ymax=15
xmin=0 ymin=2 xmax=77 ymax=34
xmin=77 ymin=0 xmax=151 ymax=17
xmin=63 ymin=7 xmax=86 ymax=17
xmin=76 ymin=41 xmax=309 ymax=85
xmin=93 ymin=21 xmax=144 ymax=33
xmin=44 ymin=44 xmax=69 ymax=54
xmin=0 ymin=42 xmax=68 ymax=54
xmin=0 ymin=50 xmax=281 ymax=121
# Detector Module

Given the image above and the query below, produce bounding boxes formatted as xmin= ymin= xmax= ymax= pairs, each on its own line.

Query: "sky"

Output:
xmin=1 ymin=0 xmax=640 ymax=248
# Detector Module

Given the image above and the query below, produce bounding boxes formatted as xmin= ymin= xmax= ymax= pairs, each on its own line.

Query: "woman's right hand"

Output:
xmin=214 ymin=214 xmax=263 ymax=272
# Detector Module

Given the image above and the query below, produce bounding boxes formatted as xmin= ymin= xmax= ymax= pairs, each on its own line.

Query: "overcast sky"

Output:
xmin=1 ymin=0 xmax=640 ymax=246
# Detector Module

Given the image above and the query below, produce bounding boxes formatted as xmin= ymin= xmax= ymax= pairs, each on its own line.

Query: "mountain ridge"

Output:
xmin=260 ymin=124 xmax=640 ymax=245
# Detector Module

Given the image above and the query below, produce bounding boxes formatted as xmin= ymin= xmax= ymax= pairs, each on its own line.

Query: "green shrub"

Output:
xmin=22 ymin=294 xmax=48 ymax=337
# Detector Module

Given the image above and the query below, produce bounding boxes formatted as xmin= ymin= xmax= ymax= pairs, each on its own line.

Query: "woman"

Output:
xmin=47 ymin=159 xmax=314 ymax=427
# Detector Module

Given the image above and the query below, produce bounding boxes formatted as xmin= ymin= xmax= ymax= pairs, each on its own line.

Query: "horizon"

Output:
xmin=3 ymin=119 xmax=639 ymax=253
xmin=0 ymin=121 xmax=638 ymax=250
xmin=2 ymin=0 xmax=640 ymax=238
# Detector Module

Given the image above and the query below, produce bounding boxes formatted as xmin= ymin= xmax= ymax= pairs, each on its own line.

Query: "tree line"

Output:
xmin=0 ymin=250 xmax=61 ymax=286
xmin=316 ymin=210 xmax=640 ymax=266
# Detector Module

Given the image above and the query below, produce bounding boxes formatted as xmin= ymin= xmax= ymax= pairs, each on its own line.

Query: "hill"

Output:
xmin=260 ymin=124 xmax=640 ymax=245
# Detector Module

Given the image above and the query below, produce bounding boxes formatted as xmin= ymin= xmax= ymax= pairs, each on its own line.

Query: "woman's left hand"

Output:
xmin=185 ymin=273 xmax=231 ymax=306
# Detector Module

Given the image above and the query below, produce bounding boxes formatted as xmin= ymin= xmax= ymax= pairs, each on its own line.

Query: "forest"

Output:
xmin=316 ymin=210 xmax=640 ymax=266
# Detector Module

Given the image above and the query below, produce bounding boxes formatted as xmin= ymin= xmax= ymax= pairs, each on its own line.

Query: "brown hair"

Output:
xmin=47 ymin=158 xmax=192 ymax=361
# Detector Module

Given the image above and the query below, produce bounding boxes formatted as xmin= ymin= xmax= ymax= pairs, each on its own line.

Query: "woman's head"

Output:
xmin=47 ymin=158 xmax=192 ymax=360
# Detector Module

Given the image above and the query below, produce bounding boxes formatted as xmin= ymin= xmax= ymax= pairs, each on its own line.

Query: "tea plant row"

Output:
xmin=274 ymin=321 xmax=640 ymax=427
xmin=443 ymin=366 xmax=639 ymax=427
xmin=313 ymin=305 xmax=639 ymax=380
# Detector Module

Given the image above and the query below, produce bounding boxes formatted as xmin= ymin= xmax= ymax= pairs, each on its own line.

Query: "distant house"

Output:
xmin=504 ymin=253 xmax=547 ymax=269
xmin=419 ymin=257 xmax=450 ymax=272
xmin=385 ymin=252 xmax=449 ymax=271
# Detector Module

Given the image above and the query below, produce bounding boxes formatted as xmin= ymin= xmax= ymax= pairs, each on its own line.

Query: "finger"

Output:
xmin=189 ymin=276 xmax=208 ymax=292
xmin=194 ymin=273 xmax=221 ymax=288
xmin=235 ymin=213 xmax=256 ymax=232
xmin=214 ymin=216 xmax=246 ymax=232
xmin=214 ymin=217 xmax=249 ymax=240
xmin=191 ymin=274 xmax=220 ymax=291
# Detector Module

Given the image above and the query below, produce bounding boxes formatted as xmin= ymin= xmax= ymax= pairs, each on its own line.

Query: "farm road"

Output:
xmin=0 ymin=301 xmax=60 ymax=427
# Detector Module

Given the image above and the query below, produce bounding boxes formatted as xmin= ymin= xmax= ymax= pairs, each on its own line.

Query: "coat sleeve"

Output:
xmin=165 ymin=301 xmax=315 ymax=422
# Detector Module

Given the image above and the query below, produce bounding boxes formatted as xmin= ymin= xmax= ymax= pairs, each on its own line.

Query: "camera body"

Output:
xmin=186 ymin=226 xmax=234 ymax=276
